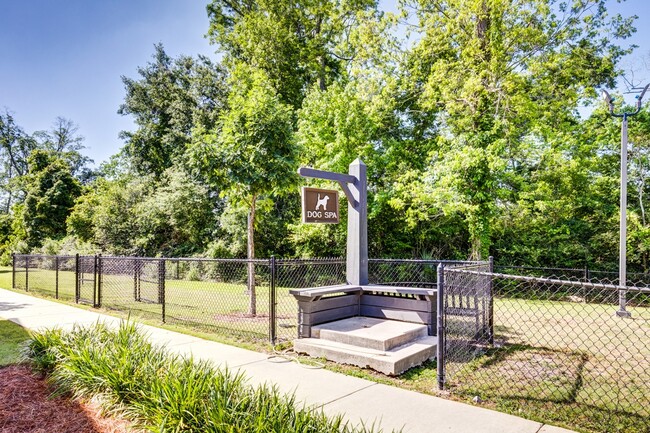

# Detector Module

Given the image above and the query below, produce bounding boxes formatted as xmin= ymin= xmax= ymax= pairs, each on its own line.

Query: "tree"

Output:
xmin=21 ymin=150 xmax=81 ymax=248
xmin=33 ymin=117 xmax=93 ymax=177
xmin=1 ymin=112 xmax=92 ymax=214
xmin=193 ymin=66 xmax=298 ymax=315
xmin=206 ymin=0 xmax=378 ymax=108
xmin=0 ymin=110 xmax=38 ymax=212
xmin=119 ymin=44 xmax=228 ymax=178
xmin=400 ymin=0 xmax=635 ymax=259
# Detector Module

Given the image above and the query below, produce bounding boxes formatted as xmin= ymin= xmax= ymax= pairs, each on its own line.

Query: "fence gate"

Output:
xmin=76 ymin=255 xmax=97 ymax=306
xmin=134 ymin=259 xmax=164 ymax=304
xmin=437 ymin=260 xmax=493 ymax=389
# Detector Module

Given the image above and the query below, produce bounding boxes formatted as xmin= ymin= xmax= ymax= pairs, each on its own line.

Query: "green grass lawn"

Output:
xmin=444 ymin=297 xmax=650 ymax=433
xmin=0 ymin=319 xmax=31 ymax=366
xmin=0 ymin=267 xmax=11 ymax=290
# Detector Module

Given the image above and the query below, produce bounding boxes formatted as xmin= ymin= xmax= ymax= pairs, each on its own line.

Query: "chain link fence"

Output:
xmin=10 ymin=253 xmax=650 ymax=430
xmin=11 ymin=255 xmax=473 ymax=344
xmin=12 ymin=254 xmax=77 ymax=302
xmin=440 ymin=264 xmax=650 ymax=432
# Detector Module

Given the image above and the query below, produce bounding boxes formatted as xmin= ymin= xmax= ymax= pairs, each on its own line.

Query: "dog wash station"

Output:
xmin=290 ymin=159 xmax=438 ymax=375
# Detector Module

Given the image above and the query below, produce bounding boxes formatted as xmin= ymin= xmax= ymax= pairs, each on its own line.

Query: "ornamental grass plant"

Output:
xmin=25 ymin=321 xmax=384 ymax=433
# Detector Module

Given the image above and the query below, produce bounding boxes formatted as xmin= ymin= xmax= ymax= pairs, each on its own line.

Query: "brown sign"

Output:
xmin=302 ymin=187 xmax=340 ymax=224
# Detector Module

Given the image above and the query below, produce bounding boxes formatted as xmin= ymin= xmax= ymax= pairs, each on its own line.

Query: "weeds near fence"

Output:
xmin=25 ymin=321 xmax=387 ymax=433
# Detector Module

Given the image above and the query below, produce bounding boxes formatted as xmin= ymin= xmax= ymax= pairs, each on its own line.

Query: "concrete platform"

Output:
xmin=294 ymin=335 xmax=437 ymax=375
xmin=312 ymin=316 xmax=428 ymax=350
xmin=294 ymin=317 xmax=437 ymax=375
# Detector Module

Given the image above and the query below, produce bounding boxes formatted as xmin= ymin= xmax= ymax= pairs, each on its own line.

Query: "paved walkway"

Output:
xmin=0 ymin=288 xmax=575 ymax=433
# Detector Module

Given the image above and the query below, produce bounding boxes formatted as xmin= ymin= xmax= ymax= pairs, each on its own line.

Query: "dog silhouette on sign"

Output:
xmin=315 ymin=194 xmax=330 ymax=211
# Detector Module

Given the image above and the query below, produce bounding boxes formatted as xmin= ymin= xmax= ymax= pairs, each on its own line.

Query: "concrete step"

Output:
xmin=293 ymin=335 xmax=437 ymax=376
xmin=311 ymin=317 xmax=429 ymax=351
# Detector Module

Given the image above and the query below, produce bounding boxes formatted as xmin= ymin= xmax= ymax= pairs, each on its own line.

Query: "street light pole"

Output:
xmin=602 ymin=83 xmax=649 ymax=318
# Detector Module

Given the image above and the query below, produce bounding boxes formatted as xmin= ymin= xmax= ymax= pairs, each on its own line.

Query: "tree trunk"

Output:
xmin=247 ymin=194 xmax=257 ymax=316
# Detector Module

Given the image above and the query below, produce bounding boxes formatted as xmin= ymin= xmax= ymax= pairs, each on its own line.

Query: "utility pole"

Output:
xmin=602 ymin=83 xmax=650 ymax=318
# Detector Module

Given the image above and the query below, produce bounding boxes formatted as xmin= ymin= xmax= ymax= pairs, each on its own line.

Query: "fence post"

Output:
xmin=93 ymin=255 xmax=99 ymax=308
xmin=11 ymin=253 xmax=15 ymax=289
xmin=159 ymin=259 xmax=166 ymax=323
xmin=25 ymin=255 xmax=29 ymax=292
xmin=270 ymin=256 xmax=277 ymax=345
xmin=75 ymin=254 xmax=80 ymax=303
xmin=96 ymin=254 xmax=103 ymax=308
xmin=133 ymin=258 xmax=142 ymax=302
xmin=436 ymin=263 xmax=445 ymax=390
xmin=488 ymin=256 xmax=494 ymax=345
xmin=55 ymin=256 xmax=59 ymax=299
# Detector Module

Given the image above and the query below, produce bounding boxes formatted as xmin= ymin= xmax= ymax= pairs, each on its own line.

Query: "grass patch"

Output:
xmin=0 ymin=319 xmax=31 ymax=366
xmin=25 ymin=321 xmax=390 ymax=433
xmin=0 ymin=266 xmax=11 ymax=289
xmin=447 ymin=345 xmax=650 ymax=433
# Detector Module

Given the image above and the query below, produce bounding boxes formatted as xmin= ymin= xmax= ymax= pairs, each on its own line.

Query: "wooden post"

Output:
xmin=346 ymin=159 xmax=368 ymax=286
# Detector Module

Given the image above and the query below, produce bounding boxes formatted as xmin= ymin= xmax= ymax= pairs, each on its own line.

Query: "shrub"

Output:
xmin=25 ymin=321 xmax=386 ymax=433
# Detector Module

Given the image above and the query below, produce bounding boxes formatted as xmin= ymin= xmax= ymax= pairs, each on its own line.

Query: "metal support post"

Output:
xmin=436 ymin=263 xmax=445 ymax=390
xmin=488 ymin=256 xmax=494 ymax=345
xmin=11 ymin=253 xmax=15 ymax=289
xmin=617 ymin=115 xmax=631 ymax=318
xmin=270 ymin=256 xmax=277 ymax=344
xmin=93 ymin=255 xmax=99 ymax=308
xmin=159 ymin=259 xmax=166 ymax=322
xmin=25 ymin=255 xmax=29 ymax=292
xmin=55 ymin=256 xmax=59 ymax=299
xmin=75 ymin=254 xmax=80 ymax=303
xmin=602 ymin=83 xmax=649 ymax=318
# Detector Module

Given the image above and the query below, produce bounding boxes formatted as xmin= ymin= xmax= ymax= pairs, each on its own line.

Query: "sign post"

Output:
xmin=298 ymin=159 xmax=368 ymax=285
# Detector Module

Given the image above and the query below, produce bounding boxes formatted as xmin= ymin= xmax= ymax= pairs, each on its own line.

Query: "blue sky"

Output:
xmin=1 ymin=0 xmax=648 ymax=167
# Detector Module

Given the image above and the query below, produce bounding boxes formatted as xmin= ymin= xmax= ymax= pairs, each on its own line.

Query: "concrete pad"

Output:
xmin=7 ymin=313 xmax=122 ymax=333
xmin=313 ymin=317 xmax=428 ymax=350
xmin=322 ymin=383 xmax=545 ymax=433
xmin=138 ymin=326 xmax=207 ymax=348
xmin=165 ymin=340 xmax=269 ymax=367
xmin=234 ymin=357 xmax=376 ymax=408
xmin=294 ymin=336 xmax=436 ymax=375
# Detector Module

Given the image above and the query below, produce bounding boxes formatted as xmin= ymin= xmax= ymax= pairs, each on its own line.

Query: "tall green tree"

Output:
xmin=206 ymin=0 xmax=378 ymax=108
xmin=21 ymin=150 xmax=81 ymax=248
xmin=119 ymin=44 xmax=228 ymax=177
xmin=33 ymin=117 xmax=93 ymax=178
xmin=0 ymin=110 xmax=38 ymax=212
xmin=400 ymin=0 xmax=634 ymax=259
xmin=192 ymin=66 xmax=298 ymax=315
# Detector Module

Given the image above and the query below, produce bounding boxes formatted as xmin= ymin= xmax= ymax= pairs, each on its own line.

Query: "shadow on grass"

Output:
xmin=446 ymin=343 xmax=649 ymax=433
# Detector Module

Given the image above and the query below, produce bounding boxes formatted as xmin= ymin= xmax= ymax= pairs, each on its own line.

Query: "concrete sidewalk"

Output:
xmin=0 ymin=288 xmax=574 ymax=433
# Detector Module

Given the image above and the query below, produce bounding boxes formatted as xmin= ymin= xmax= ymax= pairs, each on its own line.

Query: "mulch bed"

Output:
xmin=0 ymin=365 xmax=134 ymax=433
